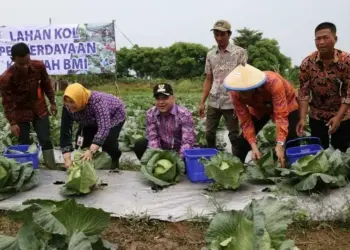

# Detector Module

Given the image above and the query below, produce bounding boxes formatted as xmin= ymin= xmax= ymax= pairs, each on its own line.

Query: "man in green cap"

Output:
xmin=199 ymin=20 xmax=248 ymax=154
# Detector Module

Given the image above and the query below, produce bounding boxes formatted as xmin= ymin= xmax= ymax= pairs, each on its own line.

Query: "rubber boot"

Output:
xmin=111 ymin=160 xmax=119 ymax=170
xmin=42 ymin=149 xmax=57 ymax=170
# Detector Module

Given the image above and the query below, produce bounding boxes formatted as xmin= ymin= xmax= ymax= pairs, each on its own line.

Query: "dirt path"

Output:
xmin=1 ymin=213 xmax=350 ymax=250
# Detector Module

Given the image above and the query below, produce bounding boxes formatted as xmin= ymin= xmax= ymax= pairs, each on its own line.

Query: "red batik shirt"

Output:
xmin=0 ymin=60 xmax=55 ymax=125
xmin=230 ymin=71 xmax=298 ymax=145
xmin=298 ymin=49 xmax=350 ymax=121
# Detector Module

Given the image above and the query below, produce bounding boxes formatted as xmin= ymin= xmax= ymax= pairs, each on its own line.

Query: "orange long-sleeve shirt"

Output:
xmin=230 ymin=71 xmax=298 ymax=145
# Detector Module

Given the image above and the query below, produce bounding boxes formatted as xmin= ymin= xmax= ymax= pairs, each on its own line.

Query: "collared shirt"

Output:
xmin=0 ymin=60 xmax=55 ymax=125
xmin=205 ymin=42 xmax=248 ymax=110
xmin=299 ymin=49 xmax=350 ymax=121
xmin=60 ymin=91 xmax=126 ymax=153
xmin=146 ymin=104 xmax=195 ymax=157
xmin=230 ymin=71 xmax=298 ymax=145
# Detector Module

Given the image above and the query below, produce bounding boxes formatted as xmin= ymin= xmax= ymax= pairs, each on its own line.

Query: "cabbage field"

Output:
xmin=0 ymin=84 xmax=350 ymax=250
xmin=0 ymin=93 xmax=228 ymax=155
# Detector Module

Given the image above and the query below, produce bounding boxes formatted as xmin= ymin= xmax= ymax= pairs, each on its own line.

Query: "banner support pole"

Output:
xmin=112 ymin=20 xmax=120 ymax=96
xmin=49 ymin=17 xmax=60 ymax=91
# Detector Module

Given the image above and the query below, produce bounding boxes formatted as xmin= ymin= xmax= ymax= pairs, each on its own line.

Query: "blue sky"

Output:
xmin=2 ymin=0 xmax=350 ymax=65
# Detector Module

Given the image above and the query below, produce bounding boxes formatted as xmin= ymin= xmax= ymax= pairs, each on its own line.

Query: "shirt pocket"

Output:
xmin=311 ymin=79 xmax=333 ymax=98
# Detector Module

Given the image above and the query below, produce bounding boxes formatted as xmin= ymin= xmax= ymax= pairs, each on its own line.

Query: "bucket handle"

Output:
xmin=286 ymin=137 xmax=321 ymax=149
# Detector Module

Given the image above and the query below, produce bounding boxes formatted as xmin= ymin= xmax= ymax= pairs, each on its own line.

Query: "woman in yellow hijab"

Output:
xmin=60 ymin=83 xmax=126 ymax=169
xmin=63 ymin=83 xmax=91 ymax=112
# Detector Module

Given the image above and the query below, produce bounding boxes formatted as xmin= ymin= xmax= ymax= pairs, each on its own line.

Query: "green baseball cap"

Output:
xmin=211 ymin=20 xmax=231 ymax=32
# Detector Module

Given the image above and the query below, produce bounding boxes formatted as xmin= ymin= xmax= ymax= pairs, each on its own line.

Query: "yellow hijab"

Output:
xmin=64 ymin=83 xmax=91 ymax=111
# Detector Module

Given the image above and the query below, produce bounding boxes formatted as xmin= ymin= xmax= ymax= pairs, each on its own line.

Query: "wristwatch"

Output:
xmin=276 ymin=141 xmax=285 ymax=147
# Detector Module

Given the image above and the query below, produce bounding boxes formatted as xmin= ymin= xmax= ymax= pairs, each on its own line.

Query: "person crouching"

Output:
xmin=134 ymin=83 xmax=196 ymax=160
xmin=60 ymin=83 xmax=126 ymax=169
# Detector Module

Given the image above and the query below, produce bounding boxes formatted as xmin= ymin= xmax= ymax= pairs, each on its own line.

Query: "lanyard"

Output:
xmin=77 ymin=125 xmax=85 ymax=150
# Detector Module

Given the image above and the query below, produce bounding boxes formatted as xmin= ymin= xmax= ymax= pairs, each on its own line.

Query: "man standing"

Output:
xmin=0 ymin=42 xmax=57 ymax=169
xmin=297 ymin=22 xmax=350 ymax=151
xmin=134 ymin=83 xmax=195 ymax=160
xmin=199 ymin=20 xmax=248 ymax=154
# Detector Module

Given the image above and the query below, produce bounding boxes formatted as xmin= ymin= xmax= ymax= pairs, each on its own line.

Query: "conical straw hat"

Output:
xmin=223 ymin=64 xmax=267 ymax=91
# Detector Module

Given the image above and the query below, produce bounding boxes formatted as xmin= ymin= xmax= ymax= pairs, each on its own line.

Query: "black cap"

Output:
xmin=153 ymin=83 xmax=173 ymax=97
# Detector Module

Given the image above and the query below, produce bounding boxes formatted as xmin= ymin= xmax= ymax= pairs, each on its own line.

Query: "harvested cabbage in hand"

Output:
xmin=61 ymin=159 xmax=98 ymax=196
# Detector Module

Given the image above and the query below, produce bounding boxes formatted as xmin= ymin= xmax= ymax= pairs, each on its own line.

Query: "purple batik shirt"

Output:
xmin=60 ymin=91 xmax=126 ymax=153
xmin=146 ymin=104 xmax=195 ymax=157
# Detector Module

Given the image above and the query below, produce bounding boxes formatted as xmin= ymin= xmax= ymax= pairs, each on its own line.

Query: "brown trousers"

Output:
xmin=205 ymin=105 xmax=240 ymax=154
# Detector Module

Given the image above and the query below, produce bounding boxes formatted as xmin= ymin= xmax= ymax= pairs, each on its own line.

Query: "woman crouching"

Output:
xmin=60 ymin=83 xmax=126 ymax=169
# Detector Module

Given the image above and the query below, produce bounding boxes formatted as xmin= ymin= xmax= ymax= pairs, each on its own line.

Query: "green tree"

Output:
xmin=116 ymin=47 xmax=131 ymax=77
xmin=160 ymin=42 xmax=208 ymax=79
xmin=247 ymin=38 xmax=292 ymax=74
xmin=120 ymin=45 xmax=168 ymax=78
xmin=233 ymin=28 xmax=292 ymax=75
xmin=116 ymin=42 xmax=208 ymax=80
xmin=116 ymin=29 xmax=293 ymax=79
xmin=233 ymin=28 xmax=263 ymax=50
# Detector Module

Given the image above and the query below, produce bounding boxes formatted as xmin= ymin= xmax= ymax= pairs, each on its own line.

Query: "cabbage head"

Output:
xmin=273 ymin=149 xmax=349 ymax=193
xmin=0 ymin=156 xmax=40 ymax=201
xmin=61 ymin=160 xmax=98 ymax=196
xmin=205 ymin=196 xmax=299 ymax=250
xmin=246 ymin=149 xmax=283 ymax=184
xmin=140 ymin=149 xmax=185 ymax=187
xmin=200 ymin=152 xmax=246 ymax=190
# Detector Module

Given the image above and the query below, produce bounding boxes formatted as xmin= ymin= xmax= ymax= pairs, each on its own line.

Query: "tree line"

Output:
xmin=116 ymin=28 xmax=300 ymax=85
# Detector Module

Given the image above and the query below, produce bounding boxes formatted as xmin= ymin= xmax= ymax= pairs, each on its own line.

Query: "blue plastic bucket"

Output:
xmin=3 ymin=144 xmax=40 ymax=169
xmin=184 ymin=148 xmax=217 ymax=183
xmin=286 ymin=137 xmax=323 ymax=164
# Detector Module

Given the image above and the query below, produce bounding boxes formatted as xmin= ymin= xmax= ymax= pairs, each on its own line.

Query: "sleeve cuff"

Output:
xmin=61 ymin=145 xmax=74 ymax=154
xmin=179 ymin=145 xmax=191 ymax=158
xmin=92 ymin=137 xmax=104 ymax=147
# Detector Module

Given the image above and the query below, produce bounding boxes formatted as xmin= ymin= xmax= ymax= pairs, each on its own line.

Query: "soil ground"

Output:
xmin=1 ymin=213 xmax=350 ymax=250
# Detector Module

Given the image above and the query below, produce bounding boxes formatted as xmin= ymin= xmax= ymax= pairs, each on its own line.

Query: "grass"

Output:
xmin=85 ymin=78 xmax=203 ymax=96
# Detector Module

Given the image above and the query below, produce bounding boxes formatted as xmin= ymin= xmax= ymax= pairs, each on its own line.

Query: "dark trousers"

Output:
xmin=236 ymin=110 xmax=299 ymax=163
xmin=310 ymin=118 xmax=350 ymax=152
xmin=206 ymin=106 xmax=240 ymax=154
xmin=134 ymin=138 xmax=148 ymax=160
xmin=18 ymin=115 xmax=53 ymax=150
xmin=75 ymin=121 xmax=125 ymax=168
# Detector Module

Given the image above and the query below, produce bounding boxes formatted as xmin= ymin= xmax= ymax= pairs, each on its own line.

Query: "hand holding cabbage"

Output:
xmin=61 ymin=150 xmax=113 ymax=196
